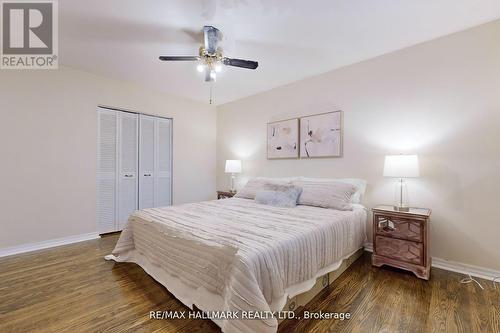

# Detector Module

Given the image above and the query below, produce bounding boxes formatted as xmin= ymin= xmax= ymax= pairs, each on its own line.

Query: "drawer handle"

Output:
xmin=379 ymin=219 xmax=395 ymax=232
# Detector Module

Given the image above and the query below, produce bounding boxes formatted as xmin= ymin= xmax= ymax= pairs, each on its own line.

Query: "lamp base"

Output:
xmin=393 ymin=178 xmax=410 ymax=212
xmin=393 ymin=205 xmax=410 ymax=212
xmin=230 ymin=173 xmax=236 ymax=193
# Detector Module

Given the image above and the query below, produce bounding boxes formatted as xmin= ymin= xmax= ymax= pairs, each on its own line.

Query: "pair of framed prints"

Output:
xmin=267 ymin=111 xmax=342 ymax=159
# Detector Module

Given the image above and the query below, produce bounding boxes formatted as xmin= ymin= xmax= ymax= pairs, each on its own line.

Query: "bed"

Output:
xmin=106 ymin=197 xmax=367 ymax=333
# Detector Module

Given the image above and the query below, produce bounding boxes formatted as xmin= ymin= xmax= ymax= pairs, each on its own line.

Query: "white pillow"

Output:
xmin=298 ymin=177 xmax=367 ymax=204
xmin=235 ymin=178 xmax=291 ymax=199
xmin=293 ymin=180 xmax=357 ymax=211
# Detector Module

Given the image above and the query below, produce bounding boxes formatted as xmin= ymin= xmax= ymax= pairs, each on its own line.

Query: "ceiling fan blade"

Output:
xmin=223 ymin=58 xmax=258 ymax=70
xmin=159 ymin=56 xmax=199 ymax=61
xmin=204 ymin=25 xmax=220 ymax=55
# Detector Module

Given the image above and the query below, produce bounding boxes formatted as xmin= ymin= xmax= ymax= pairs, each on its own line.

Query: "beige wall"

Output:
xmin=217 ymin=20 xmax=500 ymax=270
xmin=0 ymin=67 xmax=216 ymax=249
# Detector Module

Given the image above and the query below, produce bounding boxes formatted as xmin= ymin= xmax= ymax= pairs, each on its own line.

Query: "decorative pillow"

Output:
xmin=234 ymin=178 xmax=291 ymax=199
xmin=293 ymin=180 xmax=357 ymax=210
xmin=255 ymin=185 xmax=302 ymax=208
xmin=298 ymin=177 xmax=367 ymax=204
xmin=262 ymin=182 xmax=295 ymax=192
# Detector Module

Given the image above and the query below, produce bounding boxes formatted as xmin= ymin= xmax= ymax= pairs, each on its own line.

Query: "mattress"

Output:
xmin=106 ymin=198 xmax=367 ymax=333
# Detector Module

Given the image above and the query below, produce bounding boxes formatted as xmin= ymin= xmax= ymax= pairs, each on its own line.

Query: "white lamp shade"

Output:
xmin=225 ymin=160 xmax=242 ymax=173
xmin=383 ymin=155 xmax=420 ymax=178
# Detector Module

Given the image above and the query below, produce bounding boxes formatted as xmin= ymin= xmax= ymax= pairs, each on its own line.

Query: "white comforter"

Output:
xmin=106 ymin=198 xmax=366 ymax=333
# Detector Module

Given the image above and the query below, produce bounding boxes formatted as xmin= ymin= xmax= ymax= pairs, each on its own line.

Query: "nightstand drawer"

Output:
xmin=375 ymin=236 xmax=423 ymax=265
xmin=375 ymin=215 xmax=423 ymax=242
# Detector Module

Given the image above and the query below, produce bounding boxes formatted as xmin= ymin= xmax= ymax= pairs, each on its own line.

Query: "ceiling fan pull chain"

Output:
xmin=210 ymin=84 xmax=213 ymax=105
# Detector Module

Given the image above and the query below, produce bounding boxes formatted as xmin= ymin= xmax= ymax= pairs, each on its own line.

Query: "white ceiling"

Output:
xmin=60 ymin=0 xmax=500 ymax=105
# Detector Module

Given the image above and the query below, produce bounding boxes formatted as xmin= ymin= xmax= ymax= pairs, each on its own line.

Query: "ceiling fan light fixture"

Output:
xmin=159 ymin=26 xmax=258 ymax=87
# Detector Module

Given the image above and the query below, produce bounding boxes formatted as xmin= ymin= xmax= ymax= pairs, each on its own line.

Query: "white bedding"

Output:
xmin=106 ymin=198 xmax=367 ymax=333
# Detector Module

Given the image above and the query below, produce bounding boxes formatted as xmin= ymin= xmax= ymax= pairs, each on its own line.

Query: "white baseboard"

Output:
xmin=364 ymin=242 xmax=373 ymax=252
xmin=431 ymin=257 xmax=500 ymax=282
xmin=364 ymin=242 xmax=500 ymax=281
xmin=0 ymin=232 xmax=100 ymax=258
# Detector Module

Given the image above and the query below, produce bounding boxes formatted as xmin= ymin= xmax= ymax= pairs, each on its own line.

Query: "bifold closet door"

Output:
xmin=156 ymin=118 xmax=172 ymax=207
xmin=118 ymin=112 xmax=138 ymax=230
xmin=139 ymin=115 xmax=155 ymax=209
xmin=139 ymin=115 xmax=172 ymax=209
xmin=97 ymin=109 xmax=118 ymax=234
xmin=98 ymin=108 xmax=138 ymax=233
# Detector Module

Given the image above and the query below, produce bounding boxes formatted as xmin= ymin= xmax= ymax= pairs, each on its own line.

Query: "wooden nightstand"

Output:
xmin=217 ymin=190 xmax=235 ymax=199
xmin=372 ymin=205 xmax=431 ymax=280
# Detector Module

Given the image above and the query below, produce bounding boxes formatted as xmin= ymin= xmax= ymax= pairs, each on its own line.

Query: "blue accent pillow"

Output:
xmin=255 ymin=186 xmax=302 ymax=208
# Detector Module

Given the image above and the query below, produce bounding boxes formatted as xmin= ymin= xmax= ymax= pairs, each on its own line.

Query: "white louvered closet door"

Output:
xmin=139 ymin=115 xmax=156 ymax=209
xmin=98 ymin=108 xmax=172 ymax=233
xmin=118 ymin=112 xmax=138 ymax=230
xmin=97 ymin=108 xmax=118 ymax=234
xmin=156 ymin=118 xmax=172 ymax=207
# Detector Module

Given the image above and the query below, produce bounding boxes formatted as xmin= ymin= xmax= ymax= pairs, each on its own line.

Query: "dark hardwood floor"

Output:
xmin=0 ymin=234 xmax=498 ymax=333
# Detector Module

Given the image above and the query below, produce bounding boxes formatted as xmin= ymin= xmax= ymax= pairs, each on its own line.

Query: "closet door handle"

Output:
xmin=144 ymin=174 xmax=152 ymax=177
xmin=124 ymin=174 xmax=133 ymax=178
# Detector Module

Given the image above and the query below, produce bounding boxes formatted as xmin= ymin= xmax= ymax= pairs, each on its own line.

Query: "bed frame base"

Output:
xmin=281 ymin=248 xmax=364 ymax=315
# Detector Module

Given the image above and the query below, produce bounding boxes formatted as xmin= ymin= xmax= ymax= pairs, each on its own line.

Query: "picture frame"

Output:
xmin=299 ymin=111 xmax=342 ymax=158
xmin=267 ymin=118 xmax=299 ymax=159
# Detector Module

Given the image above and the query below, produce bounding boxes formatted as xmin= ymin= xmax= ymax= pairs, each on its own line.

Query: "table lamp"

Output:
xmin=383 ymin=154 xmax=419 ymax=211
xmin=225 ymin=160 xmax=241 ymax=193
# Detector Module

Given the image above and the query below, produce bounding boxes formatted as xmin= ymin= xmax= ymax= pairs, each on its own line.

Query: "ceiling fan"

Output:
xmin=159 ymin=26 xmax=258 ymax=82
